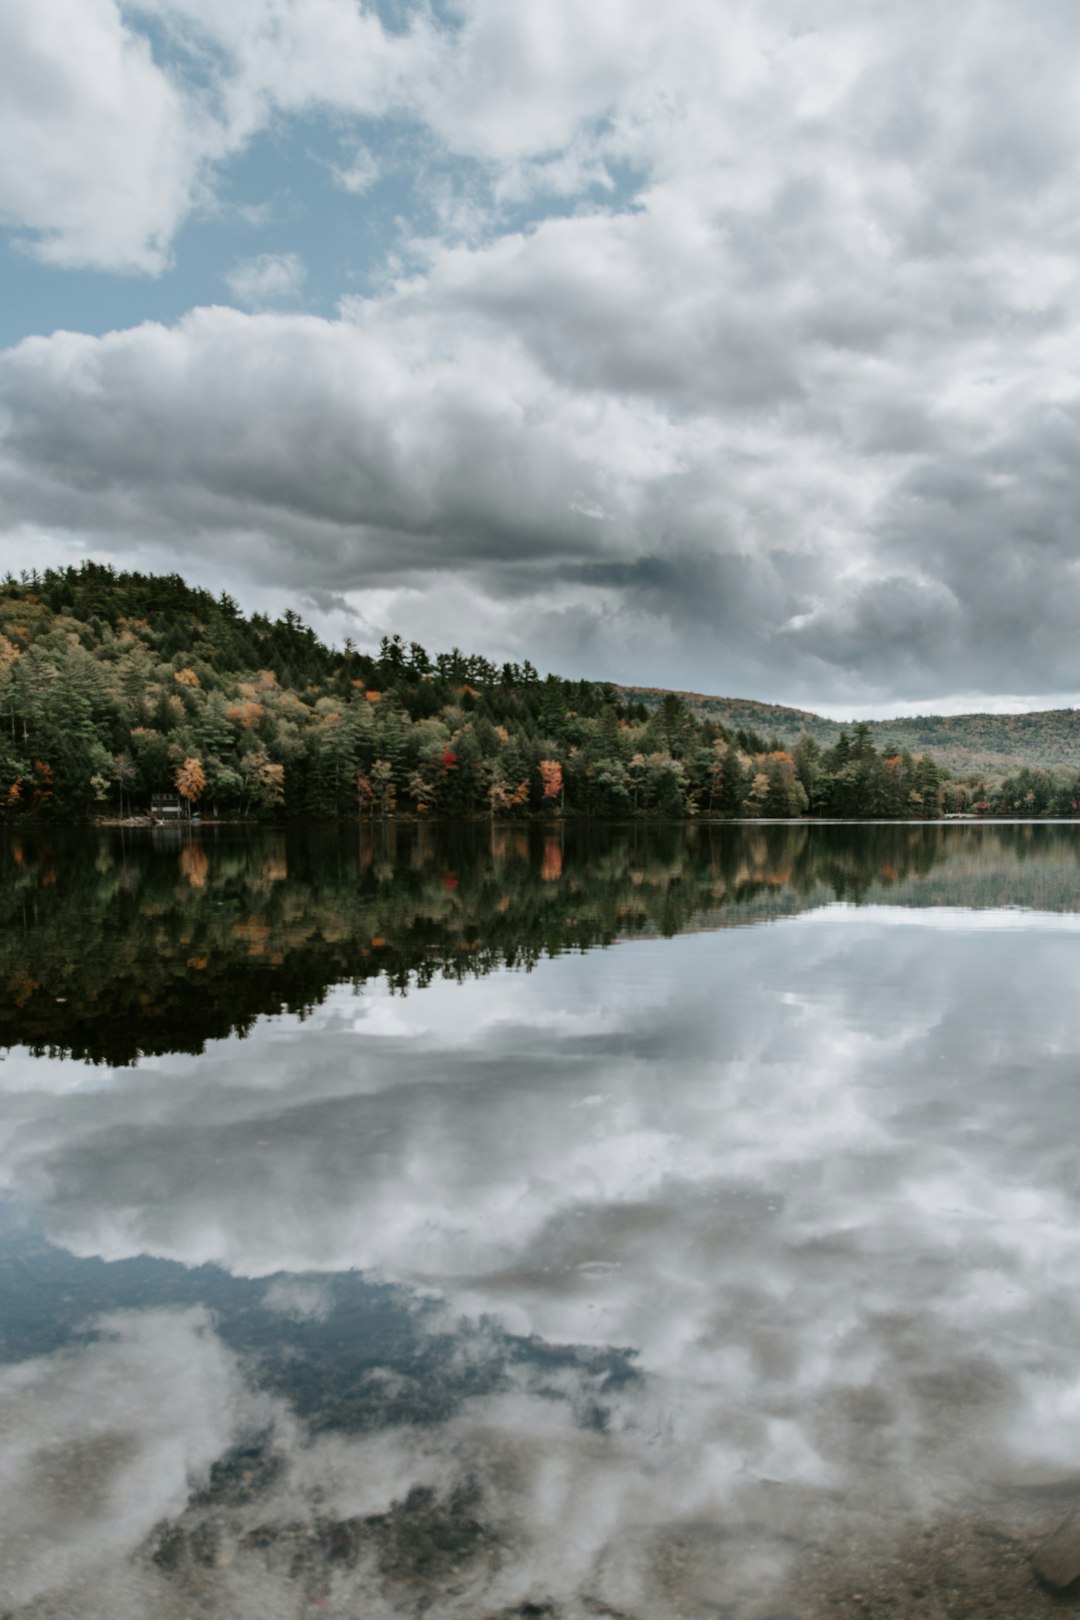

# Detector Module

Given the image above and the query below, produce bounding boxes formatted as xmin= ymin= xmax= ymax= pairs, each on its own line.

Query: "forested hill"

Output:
xmin=619 ymin=686 xmax=1080 ymax=777
xmin=2 ymin=561 xmax=1078 ymax=821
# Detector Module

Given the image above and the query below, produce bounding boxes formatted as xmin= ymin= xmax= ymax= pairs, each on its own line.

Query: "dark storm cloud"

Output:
xmin=0 ymin=312 xmax=619 ymax=570
xmin=570 ymin=548 xmax=808 ymax=648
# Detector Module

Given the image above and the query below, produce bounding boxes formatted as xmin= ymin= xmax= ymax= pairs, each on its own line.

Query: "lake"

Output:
xmin=3 ymin=821 xmax=1080 ymax=1618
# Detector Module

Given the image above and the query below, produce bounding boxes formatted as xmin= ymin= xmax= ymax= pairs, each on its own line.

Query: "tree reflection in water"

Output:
xmin=4 ymin=820 xmax=1080 ymax=1064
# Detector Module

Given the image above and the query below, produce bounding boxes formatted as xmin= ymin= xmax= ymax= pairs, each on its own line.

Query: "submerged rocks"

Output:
xmin=1033 ymin=1503 xmax=1080 ymax=1592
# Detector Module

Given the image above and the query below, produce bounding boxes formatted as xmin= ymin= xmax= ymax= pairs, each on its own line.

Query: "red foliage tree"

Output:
xmin=539 ymin=759 xmax=563 ymax=802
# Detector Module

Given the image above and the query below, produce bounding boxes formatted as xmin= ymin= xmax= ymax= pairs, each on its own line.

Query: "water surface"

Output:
xmin=3 ymin=823 xmax=1080 ymax=1618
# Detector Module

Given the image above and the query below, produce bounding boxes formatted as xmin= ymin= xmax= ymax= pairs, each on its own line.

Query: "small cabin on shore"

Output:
xmin=150 ymin=792 xmax=185 ymax=819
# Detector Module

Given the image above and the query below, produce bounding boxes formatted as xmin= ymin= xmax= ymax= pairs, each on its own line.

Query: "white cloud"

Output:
xmin=328 ymin=143 xmax=380 ymax=195
xmin=0 ymin=0 xmax=205 ymax=271
xmin=7 ymin=0 xmax=1080 ymax=283
xmin=0 ymin=0 xmax=433 ymax=272
xmin=224 ymin=250 xmax=306 ymax=308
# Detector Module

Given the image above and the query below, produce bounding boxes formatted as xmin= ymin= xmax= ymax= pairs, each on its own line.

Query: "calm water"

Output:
xmin=4 ymin=822 xmax=1080 ymax=1618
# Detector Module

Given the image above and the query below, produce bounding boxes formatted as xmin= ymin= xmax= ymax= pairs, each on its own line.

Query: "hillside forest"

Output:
xmin=2 ymin=563 xmax=1079 ymax=822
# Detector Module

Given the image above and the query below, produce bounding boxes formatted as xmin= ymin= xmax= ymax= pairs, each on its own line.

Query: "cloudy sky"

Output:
xmin=2 ymin=0 xmax=1080 ymax=715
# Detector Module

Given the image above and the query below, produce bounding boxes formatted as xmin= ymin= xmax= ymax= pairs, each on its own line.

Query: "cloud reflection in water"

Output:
xmin=4 ymin=905 xmax=1080 ymax=1613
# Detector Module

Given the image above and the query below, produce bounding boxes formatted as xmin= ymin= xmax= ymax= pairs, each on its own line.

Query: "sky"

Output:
xmin=2 ymin=0 xmax=1080 ymax=717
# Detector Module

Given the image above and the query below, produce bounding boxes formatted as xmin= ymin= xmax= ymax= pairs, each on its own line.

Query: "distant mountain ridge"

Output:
xmin=617 ymin=686 xmax=1080 ymax=776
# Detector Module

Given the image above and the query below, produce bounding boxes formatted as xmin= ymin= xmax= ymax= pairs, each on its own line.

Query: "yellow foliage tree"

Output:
xmin=488 ymin=771 xmax=529 ymax=817
xmin=242 ymin=749 xmax=285 ymax=810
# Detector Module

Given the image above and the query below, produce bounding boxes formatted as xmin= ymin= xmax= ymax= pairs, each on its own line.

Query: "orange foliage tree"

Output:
xmin=226 ymin=701 xmax=265 ymax=729
xmin=175 ymin=757 xmax=206 ymax=807
xmin=31 ymin=761 xmax=54 ymax=810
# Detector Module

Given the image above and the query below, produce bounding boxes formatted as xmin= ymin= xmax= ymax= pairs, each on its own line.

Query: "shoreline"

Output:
xmin=24 ymin=813 xmax=1080 ymax=830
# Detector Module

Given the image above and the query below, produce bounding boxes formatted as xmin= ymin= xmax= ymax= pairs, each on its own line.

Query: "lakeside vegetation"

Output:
xmin=3 ymin=562 xmax=1080 ymax=822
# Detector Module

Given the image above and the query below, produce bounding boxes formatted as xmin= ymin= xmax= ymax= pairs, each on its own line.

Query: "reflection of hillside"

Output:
xmin=4 ymin=822 xmax=1080 ymax=1064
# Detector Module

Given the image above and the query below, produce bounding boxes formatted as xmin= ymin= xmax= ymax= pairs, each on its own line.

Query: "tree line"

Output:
xmin=1 ymin=562 xmax=1075 ymax=821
